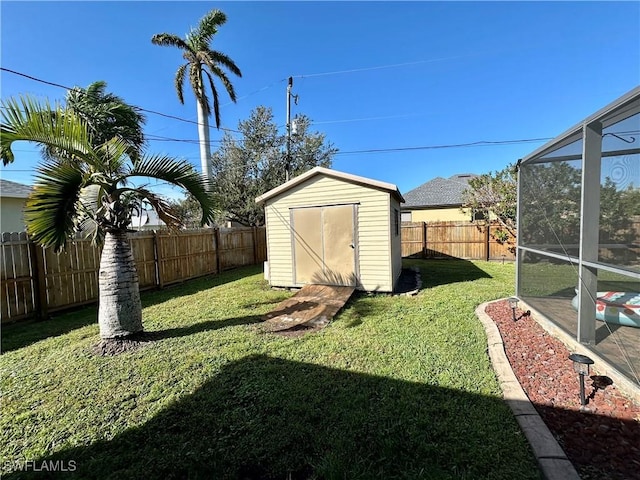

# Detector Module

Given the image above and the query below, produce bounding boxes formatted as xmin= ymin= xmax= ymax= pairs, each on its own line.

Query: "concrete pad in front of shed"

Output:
xmin=262 ymin=284 xmax=355 ymax=334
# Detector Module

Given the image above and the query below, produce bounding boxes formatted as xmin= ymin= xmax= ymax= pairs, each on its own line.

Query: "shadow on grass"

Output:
xmin=148 ymin=315 xmax=264 ymax=340
xmin=1 ymin=307 xmax=97 ymax=354
xmin=405 ymin=259 xmax=492 ymax=289
xmin=340 ymin=292 xmax=378 ymax=328
xmin=2 ymin=265 xmax=264 ymax=354
xmin=4 ymin=355 xmax=541 ymax=480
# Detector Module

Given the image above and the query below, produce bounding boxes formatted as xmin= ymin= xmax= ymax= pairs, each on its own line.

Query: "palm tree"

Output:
xmin=65 ymin=80 xmax=146 ymax=156
xmin=152 ymin=9 xmax=242 ymax=182
xmin=43 ymin=80 xmax=146 ymax=164
xmin=1 ymin=95 xmax=217 ymax=340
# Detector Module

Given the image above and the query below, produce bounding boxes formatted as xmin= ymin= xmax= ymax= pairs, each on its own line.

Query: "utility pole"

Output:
xmin=285 ymin=76 xmax=298 ymax=183
xmin=286 ymin=77 xmax=292 ymax=182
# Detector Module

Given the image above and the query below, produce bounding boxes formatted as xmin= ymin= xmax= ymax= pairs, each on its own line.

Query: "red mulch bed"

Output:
xmin=485 ymin=300 xmax=640 ymax=480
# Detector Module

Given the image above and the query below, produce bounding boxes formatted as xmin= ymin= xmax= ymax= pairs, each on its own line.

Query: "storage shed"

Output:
xmin=255 ymin=167 xmax=405 ymax=292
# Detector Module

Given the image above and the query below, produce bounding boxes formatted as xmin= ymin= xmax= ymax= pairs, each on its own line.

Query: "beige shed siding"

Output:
xmin=265 ymin=175 xmax=394 ymax=291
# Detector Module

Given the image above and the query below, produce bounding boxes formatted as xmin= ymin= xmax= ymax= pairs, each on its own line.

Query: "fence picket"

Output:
xmin=1 ymin=222 xmax=516 ymax=324
xmin=401 ymin=221 xmax=516 ymax=261
xmin=0 ymin=227 xmax=267 ymax=324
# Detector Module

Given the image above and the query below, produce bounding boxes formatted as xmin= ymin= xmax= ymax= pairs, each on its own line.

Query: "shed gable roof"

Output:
xmin=255 ymin=167 xmax=404 ymax=205
xmin=0 ymin=179 xmax=32 ymax=199
xmin=402 ymin=173 xmax=476 ymax=209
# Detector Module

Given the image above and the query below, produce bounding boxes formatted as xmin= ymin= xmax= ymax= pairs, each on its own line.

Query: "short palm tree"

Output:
xmin=1 ymin=95 xmax=217 ymax=340
xmin=152 ymin=8 xmax=242 ymax=182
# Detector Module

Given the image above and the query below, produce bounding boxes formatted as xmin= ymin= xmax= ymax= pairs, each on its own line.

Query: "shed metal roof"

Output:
xmin=255 ymin=167 xmax=404 ymax=205
xmin=0 ymin=179 xmax=32 ymax=199
xmin=402 ymin=173 xmax=476 ymax=209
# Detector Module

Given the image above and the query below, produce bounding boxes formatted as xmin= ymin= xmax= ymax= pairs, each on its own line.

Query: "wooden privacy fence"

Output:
xmin=401 ymin=221 xmax=516 ymax=261
xmin=1 ymin=227 xmax=267 ymax=323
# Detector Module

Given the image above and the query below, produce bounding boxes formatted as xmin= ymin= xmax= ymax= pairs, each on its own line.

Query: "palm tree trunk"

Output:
xmin=98 ymin=230 xmax=143 ymax=339
xmin=196 ymin=100 xmax=212 ymax=183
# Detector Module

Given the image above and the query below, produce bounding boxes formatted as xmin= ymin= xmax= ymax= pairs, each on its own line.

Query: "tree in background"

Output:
xmin=600 ymin=177 xmax=634 ymax=244
xmin=1 ymin=95 xmax=216 ymax=343
xmin=171 ymin=193 xmax=203 ymax=229
xmin=518 ymin=161 xmax=582 ymax=253
xmin=152 ymin=9 xmax=242 ymax=182
xmin=462 ymin=163 xmax=517 ymax=244
xmin=208 ymin=106 xmax=337 ymax=226
xmin=620 ymin=183 xmax=640 ymax=217
xmin=464 ymin=160 xmax=640 ymax=261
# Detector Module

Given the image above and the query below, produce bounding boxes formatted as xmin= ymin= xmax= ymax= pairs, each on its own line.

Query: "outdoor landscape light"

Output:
xmin=568 ymin=353 xmax=594 ymax=408
xmin=507 ymin=297 xmax=519 ymax=321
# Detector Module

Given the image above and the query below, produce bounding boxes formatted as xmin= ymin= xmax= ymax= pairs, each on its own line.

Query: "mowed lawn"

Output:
xmin=1 ymin=260 xmax=541 ymax=479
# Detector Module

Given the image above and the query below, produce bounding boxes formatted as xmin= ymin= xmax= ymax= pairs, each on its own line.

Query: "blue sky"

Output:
xmin=2 ymin=1 xmax=639 ymax=199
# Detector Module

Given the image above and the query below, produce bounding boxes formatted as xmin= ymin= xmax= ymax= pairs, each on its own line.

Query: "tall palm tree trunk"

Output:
xmin=98 ymin=231 xmax=143 ymax=339
xmin=196 ymin=100 xmax=212 ymax=183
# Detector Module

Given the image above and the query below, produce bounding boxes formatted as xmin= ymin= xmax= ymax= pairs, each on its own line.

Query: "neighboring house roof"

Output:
xmin=255 ymin=166 xmax=405 ymax=205
xmin=402 ymin=173 xmax=477 ymax=209
xmin=0 ymin=179 xmax=32 ymax=199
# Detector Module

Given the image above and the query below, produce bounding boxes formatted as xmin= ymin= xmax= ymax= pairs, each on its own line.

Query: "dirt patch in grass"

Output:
xmin=485 ymin=299 xmax=640 ymax=480
xmin=90 ymin=332 xmax=157 ymax=356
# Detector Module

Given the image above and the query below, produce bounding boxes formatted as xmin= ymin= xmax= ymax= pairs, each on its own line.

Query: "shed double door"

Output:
xmin=292 ymin=204 xmax=357 ymax=286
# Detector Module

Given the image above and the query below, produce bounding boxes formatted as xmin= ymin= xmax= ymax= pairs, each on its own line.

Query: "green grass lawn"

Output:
xmin=1 ymin=260 xmax=541 ymax=479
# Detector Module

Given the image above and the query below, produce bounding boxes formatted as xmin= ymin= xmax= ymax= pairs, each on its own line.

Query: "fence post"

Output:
xmin=153 ymin=230 xmax=164 ymax=289
xmin=485 ymin=222 xmax=490 ymax=261
xmin=29 ymin=239 xmax=48 ymax=320
xmin=214 ymin=228 xmax=221 ymax=273
xmin=252 ymin=226 xmax=258 ymax=265
xmin=422 ymin=222 xmax=427 ymax=259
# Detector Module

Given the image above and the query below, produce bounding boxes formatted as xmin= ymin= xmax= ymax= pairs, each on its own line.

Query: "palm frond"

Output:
xmin=24 ymin=159 xmax=87 ymax=252
xmin=203 ymin=61 xmax=237 ymax=102
xmin=65 ymin=81 xmax=146 ymax=157
xmin=151 ymin=33 xmax=192 ymax=51
xmin=1 ymin=95 xmax=94 ymax=166
xmin=122 ymin=187 xmax=183 ymax=231
xmin=204 ymin=49 xmax=242 ymax=77
xmin=127 ymin=155 xmax=218 ymax=226
xmin=174 ymin=63 xmax=188 ymax=105
xmin=84 ymin=80 xmax=108 ymax=100
xmin=203 ymin=70 xmax=222 ymax=129
xmin=189 ymin=65 xmax=210 ymax=116
xmin=93 ymin=137 xmax=132 ymax=179
xmin=194 ymin=9 xmax=227 ymax=46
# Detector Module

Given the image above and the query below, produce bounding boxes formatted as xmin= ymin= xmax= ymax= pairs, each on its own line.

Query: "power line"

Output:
xmin=145 ymin=134 xmax=224 ymax=145
xmin=3 ymin=137 xmax=553 ymax=164
xmin=0 ymin=67 xmax=241 ymax=134
xmin=5 ymin=67 xmax=636 ymax=158
xmin=334 ymin=138 xmax=553 ymax=156
xmin=293 ymin=54 xmax=475 ymax=79
xmin=220 ymin=78 xmax=287 ymax=108
xmin=311 ymin=113 xmax=423 ymax=126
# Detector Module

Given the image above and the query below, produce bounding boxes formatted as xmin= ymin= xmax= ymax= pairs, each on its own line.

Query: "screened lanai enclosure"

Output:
xmin=516 ymin=86 xmax=640 ymax=389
